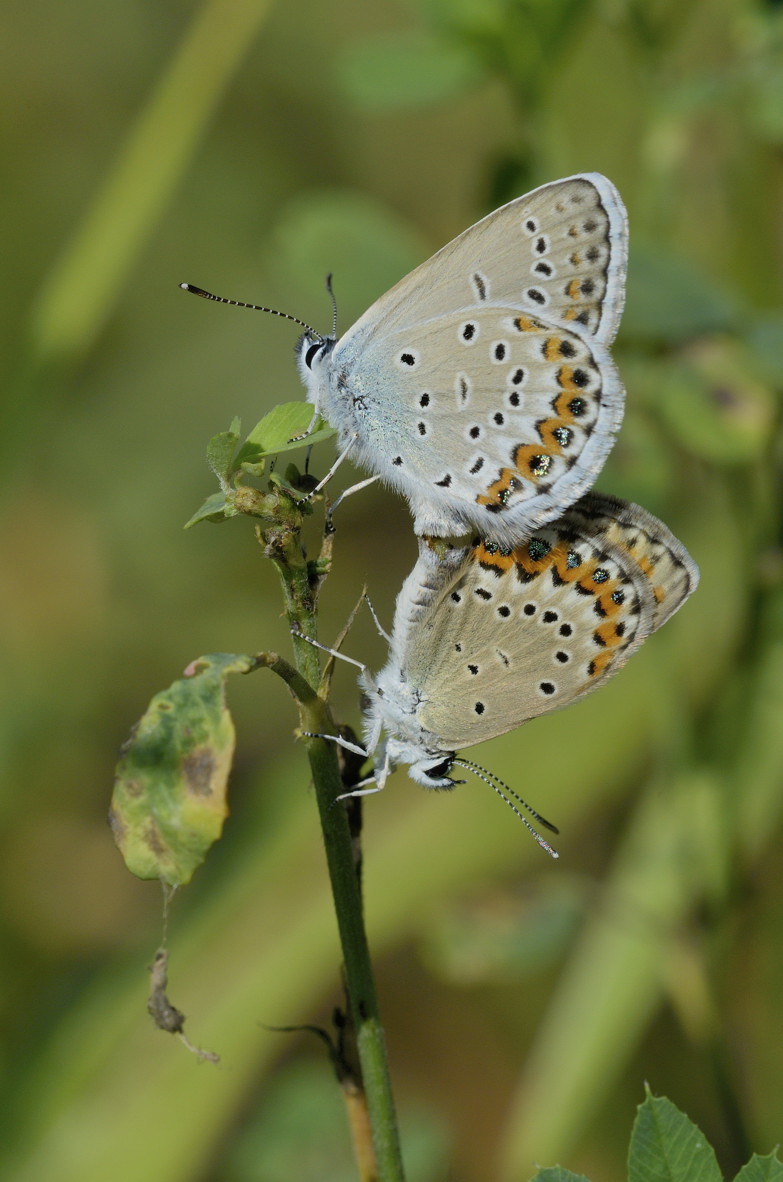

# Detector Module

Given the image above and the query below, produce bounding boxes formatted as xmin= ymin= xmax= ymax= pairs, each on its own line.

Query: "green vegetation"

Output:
xmin=2 ymin=1 xmax=782 ymax=1179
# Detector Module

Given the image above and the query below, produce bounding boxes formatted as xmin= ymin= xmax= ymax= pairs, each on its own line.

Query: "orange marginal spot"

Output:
xmin=595 ymin=581 xmax=625 ymax=618
xmin=473 ymin=542 xmax=514 ymax=573
xmin=555 ymin=366 xmax=587 ymax=394
xmin=627 ymin=549 xmax=657 ymax=583
xmin=514 ymin=314 xmax=544 ymax=333
xmin=571 ymin=560 xmax=629 ymax=618
xmin=577 ymin=573 xmax=600 ymax=595
xmin=552 ymin=392 xmax=583 ymax=424
xmin=536 ymin=418 xmax=568 ymax=453
xmin=510 ymin=539 xmax=557 ymax=579
xmin=563 ymin=308 xmax=578 ymax=321
xmin=509 ymin=540 xmax=589 ymax=585
xmin=551 ymin=544 xmax=591 ymax=584
xmin=543 ymin=337 xmax=562 ymax=362
xmin=476 ymin=468 xmax=520 ymax=508
xmin=653 ymin=584 xmax=666 ymax=604
xmin=594 ymin=620 xmax=625 ymax=647
xmin=588 ymin=650 xmax=615 ymax=678
xmin=512 ymin=443 xmax=553 ymax=478
xmin=566 ymin=278 xmax=582 ymax=300
xmin=570 ymin=251 xmax=582 ymax=266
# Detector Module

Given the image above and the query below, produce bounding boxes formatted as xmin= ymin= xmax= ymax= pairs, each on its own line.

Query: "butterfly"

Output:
xmin=297 ymin=173 xmax=628 ymax=545
xmin=300 ymin=492 xmax=698 ymax=855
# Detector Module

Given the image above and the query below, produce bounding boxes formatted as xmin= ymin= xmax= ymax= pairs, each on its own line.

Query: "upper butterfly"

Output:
xmin=298 ymin=173 xmax=628 ymax=545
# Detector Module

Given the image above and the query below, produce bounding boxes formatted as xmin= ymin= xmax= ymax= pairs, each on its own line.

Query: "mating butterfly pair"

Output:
xmin=187 ymin=174 xmax=699 ymax=852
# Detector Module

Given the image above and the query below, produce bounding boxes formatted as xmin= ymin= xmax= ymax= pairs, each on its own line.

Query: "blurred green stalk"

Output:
xmin=267 ymin=496 xmax=406 ymax=1181
xmin=30 ymin=0 xmax=274 ymax=365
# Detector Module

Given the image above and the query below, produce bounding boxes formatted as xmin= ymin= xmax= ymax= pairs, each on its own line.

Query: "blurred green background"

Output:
xmin=3 ymin=0 xmax=782 ymax=1179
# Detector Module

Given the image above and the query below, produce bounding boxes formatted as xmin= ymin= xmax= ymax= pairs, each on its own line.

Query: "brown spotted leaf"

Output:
xmin=109 ymin=653 xmax=257 ymax=885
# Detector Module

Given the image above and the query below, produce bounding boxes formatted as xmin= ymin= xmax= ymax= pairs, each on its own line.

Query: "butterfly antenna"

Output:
xmin=179 ymin=283 xmax=323 ymax=341
xmin=453 ymin=758 xmax=560 ymax=859
xmin=456 ymin=758 xmax=559 ymax=833
xmin=325 ymin=273 xmax=338 ymax=337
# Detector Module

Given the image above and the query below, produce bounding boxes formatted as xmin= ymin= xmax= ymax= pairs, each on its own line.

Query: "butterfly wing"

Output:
xmin=392 ymin=493 xmax=698 ymax=750
xmin=319 ymin=175 xmax=628 ymax=541
xmin=339 ymin=303 xmax=625 ymax=544
xmin=342 ymin=173 xmax=628 ymax=347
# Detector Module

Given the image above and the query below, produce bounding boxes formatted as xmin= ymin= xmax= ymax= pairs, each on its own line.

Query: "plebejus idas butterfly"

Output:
xmin=184 ymin=174 xmax=628 ymax=544
xmin=298 ymin=492 xmax=698 ymax=856
xmin=297 ymin=174 xmax=628 ymax=543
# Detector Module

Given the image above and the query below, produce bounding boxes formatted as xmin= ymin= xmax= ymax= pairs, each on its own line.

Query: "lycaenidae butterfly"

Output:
xmin=183 ymin=173 xmax=628 ymax=544
xmin=296 ymin=492 xmax=698 ymax=856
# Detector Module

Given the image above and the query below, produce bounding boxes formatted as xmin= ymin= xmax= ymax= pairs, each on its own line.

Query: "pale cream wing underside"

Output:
xmin=398 ymin=494 xmax=698 ymax=749
xmin=340 ymin=174 xmax=628 ymax=353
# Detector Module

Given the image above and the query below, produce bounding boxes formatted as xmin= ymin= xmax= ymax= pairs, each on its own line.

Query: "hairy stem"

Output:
xmin=258 ymin=487 xmax=405 ymax=1181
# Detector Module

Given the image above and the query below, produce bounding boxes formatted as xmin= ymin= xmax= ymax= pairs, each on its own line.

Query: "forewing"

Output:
xmin=339 ymin=173 xmax=628 ymax=352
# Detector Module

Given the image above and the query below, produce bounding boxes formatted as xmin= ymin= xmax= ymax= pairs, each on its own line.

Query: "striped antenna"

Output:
xmin=453 ymin=757 xmax=560 ymax=858
xmin=179 ymin=283 xmax=323 ymax=341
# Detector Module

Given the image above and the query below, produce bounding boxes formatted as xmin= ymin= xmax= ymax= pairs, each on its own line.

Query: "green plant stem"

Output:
xmin=261 ymin=502 xmax=405 ymax=1182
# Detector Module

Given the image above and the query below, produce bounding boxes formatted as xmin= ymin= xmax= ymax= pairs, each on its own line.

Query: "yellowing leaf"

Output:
xmin=109 ymin=653 xmax=257 ymax=885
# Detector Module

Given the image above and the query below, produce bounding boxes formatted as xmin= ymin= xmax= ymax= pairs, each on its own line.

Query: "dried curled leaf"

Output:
xmin=148 ymin=948 xmax=220 ymax=1063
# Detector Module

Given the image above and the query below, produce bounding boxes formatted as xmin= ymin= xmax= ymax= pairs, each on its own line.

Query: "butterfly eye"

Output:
xmin=304 ymin=342 xmax=323 ymax=369
xmin=425 ymin=756 xmax=454 ymax=780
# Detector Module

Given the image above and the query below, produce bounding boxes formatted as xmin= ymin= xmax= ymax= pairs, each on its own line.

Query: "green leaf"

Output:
xmin=528 ymin=1168 xmax=591 ymax=1182
xmin=337 ymin=32 xmax=482 ymax=111
xmin=235 ymin=402 xmax=335 ymax=472
xmin=734 ymin=1152 xmax=783 ymax=1182
xmin=628 ymin=1090 xmax=722 ymax=1182
xmin=206 ymin=416 xmax=242 ymax=486
xmin=183 ymin=491 xmax=235 ymax=529
xmin=109 ymin=653 xmax=257 ymax=886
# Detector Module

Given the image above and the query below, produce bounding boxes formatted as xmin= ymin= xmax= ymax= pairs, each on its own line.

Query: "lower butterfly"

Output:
xmin=296 ymin=492 xmax=699 ymax=857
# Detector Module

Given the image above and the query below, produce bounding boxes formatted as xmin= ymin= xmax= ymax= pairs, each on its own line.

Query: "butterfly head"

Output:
xmin=381 ymin=735 xmax=459 ymax=789
xmin=406 ymin=751 xmax=460 ymax=789
xmin=296 ymin=331 xmax=336 ymax=379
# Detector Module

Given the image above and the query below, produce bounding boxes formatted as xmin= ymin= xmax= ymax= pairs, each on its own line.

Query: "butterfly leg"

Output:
xmin=334 ymin=747 xmax=391 ymax=801
xmin=326 ymin=474 xmax=381 ymax=519
xmin=363 ymin=592 xmax=392 ymax=645
xmin=300 ymin=433 xmax=359 ymax=503
xmin=300 ymin=730 xmax=369 ymax=757
xmin=335 ymin=780 xmax=384 ymax=801
xmin=287 ymin=407 xmax=322 ymax=445
xmin=290 ymin=624 xmax=368 ymax=674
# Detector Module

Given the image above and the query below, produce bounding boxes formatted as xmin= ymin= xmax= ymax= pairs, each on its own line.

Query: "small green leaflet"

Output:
xmin=186 ymin=405 xmax=336 ymax=526
xmin=629 ymin=1089 xmax=722 ymax=1182
xmin=184 ymin=491 xmax=237 ymax=529
xmin=109 ymin=653 xmax=257 ymax=886
xmin=235 ymin=403 xmax=335 ymax=474
xmin=207 ymin=415 xmax=242 ymax=487
xmin=526 ymin=1091 xmax=782 ymax=1181
xmin=733 ymin=1154 xmax=783 ymax=1182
